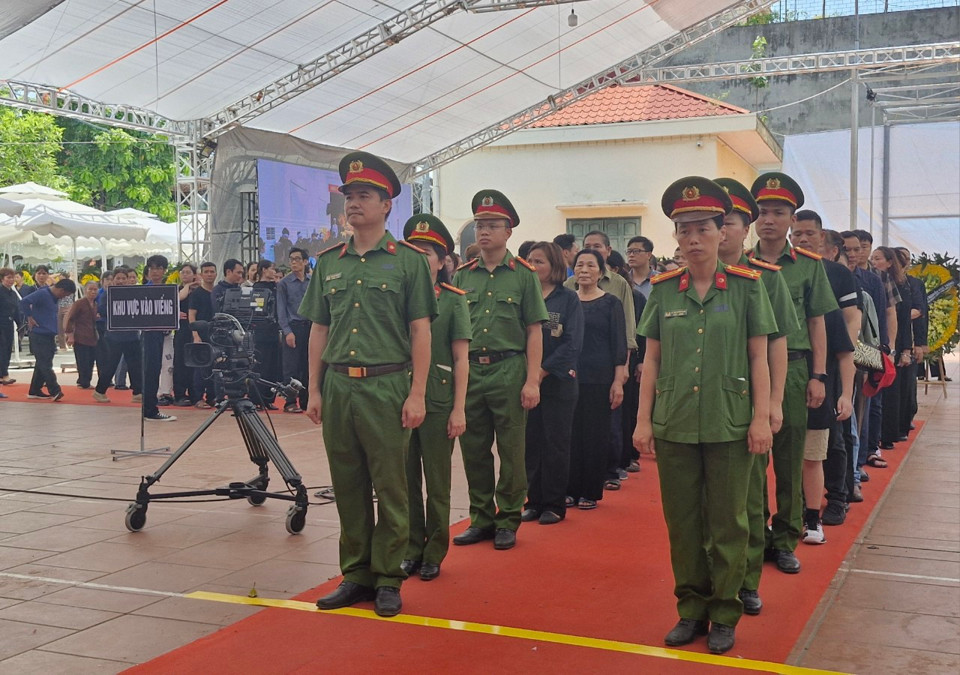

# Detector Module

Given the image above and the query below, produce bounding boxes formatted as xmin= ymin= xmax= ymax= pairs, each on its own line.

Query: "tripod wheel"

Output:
xmin=247 ymin=494 xmax=267 ymax=506
xmin=285 ymin=505 xmax=306 ymax=534
xmin=125 ymin=503 xmax=147 ymax=532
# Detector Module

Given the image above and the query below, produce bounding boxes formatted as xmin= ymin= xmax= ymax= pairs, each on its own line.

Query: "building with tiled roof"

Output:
xmin=436 ymin=83 xmax=782 ymax=255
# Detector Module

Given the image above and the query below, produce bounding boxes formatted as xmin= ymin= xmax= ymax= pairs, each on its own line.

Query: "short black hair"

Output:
xmin=627 ymin=235 xmax=653 ymax=252
xmin=517 ymin=240 xmax=536 ymax=259
xmin=180 ymin=263 xmax=197 ymax=274
xmin=54 ymin=279 xmax=77 ymax=294
xmin=146 ymin=255 xmax=169 ymax=270
xmin=574 ymin=248 xmax=606 ymax=275
xmin=795 ymin=210 xmax=823 ymax=228
xmin=223 ymin=258 xmax=243 ymax=275
xmin=35 ymin=265 xmax=49 ymax=274
xmin=552 ymin=233 xmax=576 ymax=251
xmin=854 ymin=229 xmax=873 ymax=245
xmin=200 ymin=261 xmax=216 ymax=271
xmin=840 ymin=230 xmax=859 ymax=241
xmin=289 ymin=247 xmax=308 ymax=260
xmin=607 ymin=250 xmax=626 ymax=271
xmin=822 ymin=229 xmax=844 ymax=259
xmin=583 ymin=230 xmax=610 ymax=248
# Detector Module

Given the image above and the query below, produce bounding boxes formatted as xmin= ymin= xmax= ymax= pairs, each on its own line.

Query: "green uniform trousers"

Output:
xmin=459 ymin=355 xmax=528 ymax=532
xmin=405 ymin=410 xmax=454 ymax=565
xmin=656 ymin=438 xmax=752 ymax=627
xmin=742 ymin=452 xmax=768 ymax=591
xmin=321 ymin=369 xmax=411 ymax=589
xmin=765 ymin=358 xmax=809 ymax=553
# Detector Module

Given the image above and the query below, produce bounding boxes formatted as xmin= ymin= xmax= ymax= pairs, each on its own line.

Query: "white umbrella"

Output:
xmin=0 ymin=198 xmax=24 ymax=217
xmin=0 ymin=181 xmax=69 ymax=201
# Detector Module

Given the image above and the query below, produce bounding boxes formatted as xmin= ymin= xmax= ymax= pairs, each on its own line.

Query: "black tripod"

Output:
xmin=124 ymin=376 xmax=309 ymax=534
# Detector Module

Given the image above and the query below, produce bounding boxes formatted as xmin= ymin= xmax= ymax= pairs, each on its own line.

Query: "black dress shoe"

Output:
xmin=664 ymin=618 xmax=709 ymax=646
xmin=880 ymin=442 xmax=895 ymax=450
xmin=897 ymin=435 xmax=909 ymax=442
xmin=400 ymin=559 xmax=421 ymax=576
xmin=419 ymin=562 xmax=441 ymax=581
xmin=775 ymin=549 xmax=801 ymax=574
xmin=374 ymin=586 xmax=402 ymax=617
xmin=520 ymin=508 xmax=539 ymax=522
xmin=453 ymin=526 xmax=495 ymax=546
xmin=859 ymin=469 xmax=870 ymax=482
xmin=708 ymin=623 xmax=736 ymax=654
xmin=738 ymin=588 xmax=762 ymax=615
xmin=539 ymin=511 xmax=562 ymax=525
xmin=316 ymin=581 xmax=375 ymax=609
xmin=493 ymin=528 xmax=516 ymax=550
xmin=850 ymin=484 xmax=864 ymax=502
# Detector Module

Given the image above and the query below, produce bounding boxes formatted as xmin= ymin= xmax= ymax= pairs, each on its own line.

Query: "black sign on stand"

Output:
xmin=107 ymin=284 xmax=180 ymax=331
xmin=106 ymin=284 xmax=179 ymax=461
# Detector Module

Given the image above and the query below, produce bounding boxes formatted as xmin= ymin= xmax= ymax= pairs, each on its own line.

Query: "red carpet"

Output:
xmin=124 ymin=424 xmax=920 ymax=673
xmin=0 ymin=381 xmax=191 ymax=409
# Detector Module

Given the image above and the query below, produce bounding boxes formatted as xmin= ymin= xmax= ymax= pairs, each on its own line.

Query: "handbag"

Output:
xmin=853 ymin=340 xmax=884 ymax=372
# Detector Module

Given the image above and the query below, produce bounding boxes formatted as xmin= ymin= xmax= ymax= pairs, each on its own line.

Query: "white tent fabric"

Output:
xmin=0 ymin=0 xmax=737 ymax=164
xmin=782 ymin=121 xmax=960 ymax=258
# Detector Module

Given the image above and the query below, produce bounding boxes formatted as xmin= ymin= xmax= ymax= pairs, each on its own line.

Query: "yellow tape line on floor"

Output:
xmin=185 ymin=591 xmax=845 ymax=674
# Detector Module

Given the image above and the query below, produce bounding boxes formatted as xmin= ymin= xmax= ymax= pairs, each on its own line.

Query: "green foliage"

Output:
xmin=748 ymin=36 xmax=770 ymax=91
xmin=0 ymin=106 xmax=70 ymax=189
xmin=739 ymin=11 xmax=776 ymax=26
xmin=58 ymin=121 xmax=177 ymax=222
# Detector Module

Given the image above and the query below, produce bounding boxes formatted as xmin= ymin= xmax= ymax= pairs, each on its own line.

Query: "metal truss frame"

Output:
xmin=175 ymin=143 xmax=212 ymax=262
xmin=403 ymin=0 xmax=779 ymax=179
xmin=198 ymin=0 xmax=592 ymax=141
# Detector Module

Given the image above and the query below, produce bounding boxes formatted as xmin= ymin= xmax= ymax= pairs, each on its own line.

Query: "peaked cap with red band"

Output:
xmin=403 ymin=213 xmax=454 ymax=254
xmin=714 ymin=177 xmax=759 ymax=223
xmin=750 ymin=172 xmax=804 ymax=209
xmin=338 ymin=151 xmax=402 ymax=199
xmin=661 ymin=176 xmax=732 ymax=223
xmin=471 ymin=189 xmax=520 ymax=228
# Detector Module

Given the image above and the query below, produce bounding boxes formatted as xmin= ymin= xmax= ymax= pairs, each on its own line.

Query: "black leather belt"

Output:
xmin=329 ymin=362 xmax=410 ymax=378
xmin=787 ymin=350 xmax=810 ymax=362
xmin=469 ymin=350 xmax=522 ymax=365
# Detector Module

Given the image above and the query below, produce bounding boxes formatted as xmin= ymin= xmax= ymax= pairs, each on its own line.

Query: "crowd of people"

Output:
xmin=0 ymin=150 xmax=932 ymax=656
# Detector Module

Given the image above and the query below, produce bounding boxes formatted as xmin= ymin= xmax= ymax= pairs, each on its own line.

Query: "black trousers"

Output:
xmin=254 ymin=331 xmax=282 ymax=404
xmin=621 ymin=366 xmax=641 ymax=466
xmin=0 ymin=319 xmax=13 ymax=377
xmin=281 ymin=320 xmax=310 ymax=407
xmin=524 ymin=376 xmax=578 ymax=517
xmin=823 ymin=417 xmax=848 ymax=505
xmin=96 ymin=338 xmax=142 ymax=395
xmin=74 ymin=343 xmax=97 ymax=388
xmin=172 ymin=323 xmax=195 ymax=401
xmin=880 ymin=365 xmax=906 ymax=445
xmin=567 ymin=383 xmax=611 ymax=502
xmin=142 ymin=332 xmax=164 ymax=417
xmin=899 ymin=362 xmax=918 ymax=436
xmin=28 ymin=333 xmax=60 ymax=396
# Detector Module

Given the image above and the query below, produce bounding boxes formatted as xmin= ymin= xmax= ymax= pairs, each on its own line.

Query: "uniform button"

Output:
xmin=360 ymin=257 xmax=366 ymax=263
xmin=489 ymin=274 xmax=494 ymax=279
xmin=330 ymin=288 xmax=337 ymax=294
xmin=487 ymin=291 xmax=493 ymax=296
xmin=697 ymin=328 xmax=703 ymax=334
xmin=482 ymin=328 xmax=488 ymax=333
xmin=694 ymin=366 xmax=700 ymax=372
xmin=741 ymin=389 xmax=748 ymax=395
xmin=655 ymin=389 xmax=660 ymax=395
xmin=485 ymin=309 xmax=490 ymax=314
xmin=693 ymin=386 xmax=699 ymax=392
xmin=351 ymin=328 xmax=358 ymax=334
xmin=349 ymin=350 xmax=356 ymax=356
xmin=356 ymin=279 xmax=362 ymax=285
xmin=696 ymin=348 xmax=702 ymax=353
xmin=381 ymin=283 xmax=387 ymax=289
xmin=441 ymin=379 xmax=447 ymax=385
xmin=507 ymin=297 xmax=512 ymax=302
xmin=699 ymin=309 xmax=704 ymax=314
xmin=354 ymin=302 xmax=360 ymax=308
xmin=481 ymin=347 xmax=487 ymax=352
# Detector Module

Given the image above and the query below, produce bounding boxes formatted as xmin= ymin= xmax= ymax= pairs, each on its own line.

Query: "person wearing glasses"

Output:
xmin=452 ymin=190 xmax=549 ymax=552
xmin=625 ymin=236 xmax=657 ymax=299
xmin=277 ymin=247 xmax=312 ymax=412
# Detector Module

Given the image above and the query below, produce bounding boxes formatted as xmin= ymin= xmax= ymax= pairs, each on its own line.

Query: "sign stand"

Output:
xmin=105 ymin=284 xmax=179 ymax=461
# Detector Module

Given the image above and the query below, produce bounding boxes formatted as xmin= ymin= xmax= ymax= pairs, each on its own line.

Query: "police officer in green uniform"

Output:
xmin=749 ymin=173 xmax=838 ymax=575
xmin=633 ymin=177 xmax=776 ymax=655
xmin=400 ymin=214 xmax=472 ymax=582
xmin=451 ymin=190 xmax=549 ymax=551
xmin=301 ymin=151 xmax=437 ymax=617
xmin=716 ymin=177 xmax=800 ymax=616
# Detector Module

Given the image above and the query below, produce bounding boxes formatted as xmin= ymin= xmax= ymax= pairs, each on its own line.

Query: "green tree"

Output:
xmin=59 ymin=121 xmax=177 ymax=222
xmin=0 ymin=105 xmax=69 ymax=189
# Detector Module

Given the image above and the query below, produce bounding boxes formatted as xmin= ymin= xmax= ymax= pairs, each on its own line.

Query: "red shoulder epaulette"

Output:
xmin=795 ymin=246 xmax=822 ymax=261
xmin=651 ymin=267 xmax=686 ymax=285
xmin=725 ymin=264 xmax=762 ymax=281
xmin=319 ymin=242 xmax=345 ymax=256
xmin=440 ymin=282 xmax=466 ymax=295
xmin=747 ymin=257 xmax=782 ymax=272
xmin=457 ymin=259 xmax=479 ymax=271
xmin=515 ymin=256 xmax=536 ymax=271
xmin=399 ymin=240 xmax=426 ymax=254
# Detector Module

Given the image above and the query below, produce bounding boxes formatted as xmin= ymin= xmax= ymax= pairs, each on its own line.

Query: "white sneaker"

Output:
xmin=802 ymin=521 xmax=826 ymax=545
xmin=92 ymin=391 xmax=110 ymax=403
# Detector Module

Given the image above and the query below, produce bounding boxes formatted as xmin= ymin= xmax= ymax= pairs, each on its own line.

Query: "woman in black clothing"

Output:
xmin=252 ymin=260 xmax=282 ymax=408
xmin=173 ymin=263 xmax=198 ymax=406
xmin=567 ymin=249 xmax=627 ymax=510
xmin=521 ymin=242 xmax=584 ymax=524
xmin=0 ymin=267 xmax=19 ymax=390
xmin=870 ymin=246 xmax=914 ymax=450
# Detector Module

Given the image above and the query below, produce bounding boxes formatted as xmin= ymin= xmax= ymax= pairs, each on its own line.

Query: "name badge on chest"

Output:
xmin=665 ymin=309 xmax=687 ymax=318
xmin=325 ymin=273 xmax=342 ymax=281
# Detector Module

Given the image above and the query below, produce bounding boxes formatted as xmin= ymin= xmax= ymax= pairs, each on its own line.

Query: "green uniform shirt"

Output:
xmin=298 ymin=232 xmax=437 ymax=364
xmin=453 ymin=251 xmax=549 ymax=352
xmin=564 ymin=269 xmax=637 ymax=350
xmin=750 ymin=242 xmax=838 ymax=351
xmin=638 ymin=262 xmax=777 ymax=444
xmin=426 ymin=284 xmax=473 ymax=412
xmin=741 ymin=254 xmax=800 ymax=341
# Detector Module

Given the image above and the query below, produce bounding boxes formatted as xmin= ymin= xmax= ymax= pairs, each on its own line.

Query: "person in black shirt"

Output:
xmin=895 ymin=247 xmax=926 ymax=438
xmin=522 ymin=242 xmax=584 ymax=524
xmin=0 ymin=267 xmax=19 ymax=390
xmin=567 ymin=249 xmax=627 ymax=510
xmin=173 ymin=264 xmax=198 ymax=406
xmin=189 ymin=262 xmax=217 ymax=407
xmin=252 ymin=259 xmax=282 ymax=409
xmin=212 ymin=258 xmax=244 ymax=313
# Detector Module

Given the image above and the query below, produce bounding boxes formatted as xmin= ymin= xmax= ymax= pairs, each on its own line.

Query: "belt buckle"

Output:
xmin=347 ymin=366 xmax=366 ymax=378
xmin=478 ymin=356 xmax=491 ymax=365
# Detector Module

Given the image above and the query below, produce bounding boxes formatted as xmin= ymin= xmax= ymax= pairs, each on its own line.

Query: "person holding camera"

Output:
xmin=300 ymin=151 xmax=436 ymax=618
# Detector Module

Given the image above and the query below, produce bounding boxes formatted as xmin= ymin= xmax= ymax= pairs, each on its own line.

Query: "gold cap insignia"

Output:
xmin=481 ymin=196 xmax=494 ymax=207
xmin=721 ymin=185 xmax=730 ymax=193
xmin=349 ymin=160 xmax=364 ymax=174
xmin=766 ymin=178 xmax=781 ymax=190
xmin=682 ymin=186 xmax=700 ymax=201
xmin=415 ymin=221 xmax=430 ymax=233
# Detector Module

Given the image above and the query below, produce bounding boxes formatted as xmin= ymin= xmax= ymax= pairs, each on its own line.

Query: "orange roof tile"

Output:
xmin=530 ymin=84 xmax=749 ymax=128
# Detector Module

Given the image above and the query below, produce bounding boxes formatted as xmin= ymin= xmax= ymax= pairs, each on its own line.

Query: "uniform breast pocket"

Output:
xmin=325 ymin=281 xmax=348 ymax=320
xmin=721 ymin=375 xmax=751 ymax=430
xmin=652 ymin=375 xmax=675 ymax=426
xmin=495 ymin=291 xmax=522 ymax=325
xmin=368 ymin=275 xmax=402 ymax=315
xmin=426 ymin=364 xmax=454 ymax=408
